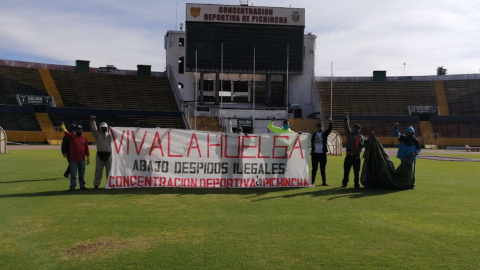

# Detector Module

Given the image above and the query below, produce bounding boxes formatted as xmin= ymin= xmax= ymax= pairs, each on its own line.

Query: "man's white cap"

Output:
xmin=100 ymin=122 xmax=108 ymax=128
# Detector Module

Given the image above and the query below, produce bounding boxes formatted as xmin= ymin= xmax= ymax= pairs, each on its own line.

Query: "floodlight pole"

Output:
xmin=220 ymin=43 xmax=223 ymax=129
xmin=286 ymin=45 xmax=289 ymax=118
xmin=253 ymin=46 xmax=256 ymax=113
xmin=330 ymin=62 xmax=333 ymax=119
xmin=195 ymin=50 xmax=198 ymax=130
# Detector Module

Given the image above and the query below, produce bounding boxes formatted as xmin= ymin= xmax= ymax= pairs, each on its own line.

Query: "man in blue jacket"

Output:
xmin=393 ymin=122 xmax=421 ymax=189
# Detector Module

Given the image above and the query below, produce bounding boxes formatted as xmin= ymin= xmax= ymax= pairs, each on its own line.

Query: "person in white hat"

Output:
xmin=90 ymin=116 xmax=112 ymax=189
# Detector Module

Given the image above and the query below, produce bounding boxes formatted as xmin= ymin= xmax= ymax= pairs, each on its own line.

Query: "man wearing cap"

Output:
xmin=91 ymin=116 xmax=112 ymax=189
xmin=60 ymin=123 xmax=90 ymax=191
xmin=268 ymin=117 xmax=295 ymax=133
xmin=342 ymin=112 xmax=367 ymax=188
xmin=61 ymin=123 xmax=76 ymax=178
xmin=310 ymin=118 xmax=333 ymax=186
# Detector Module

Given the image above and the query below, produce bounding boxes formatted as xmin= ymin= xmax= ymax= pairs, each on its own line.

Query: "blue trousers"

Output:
xmin=69 ymin=160 xmax=86 ymax=189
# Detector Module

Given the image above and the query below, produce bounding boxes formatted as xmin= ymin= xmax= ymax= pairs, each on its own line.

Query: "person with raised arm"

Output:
xmin=90 ymin=116 xmax=112 ymax=189
xmin=310 ymin=118 xmax=333 ymax=186
xmin=393 ymin=122 xmax=421 ymax=189
xmin=342 ymin=112 xmax=367 ymax=188
xmin=60 ymin=122 xmax=90 ymax=191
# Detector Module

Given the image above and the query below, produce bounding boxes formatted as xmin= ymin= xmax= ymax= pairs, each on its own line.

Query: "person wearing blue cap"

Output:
xmin=393 ymin=122 xmax=421 ymax=189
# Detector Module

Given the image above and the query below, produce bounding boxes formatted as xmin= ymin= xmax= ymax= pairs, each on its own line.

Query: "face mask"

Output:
xmin=283 ymin=125 xmax=290 ymax=130
xmin=76 ymin=131 xmax=82 ymax=137
xmin=101 ymin=127 xmax=108 ymax=133
xmin=353 ymin=130 xmax=359 ymax=135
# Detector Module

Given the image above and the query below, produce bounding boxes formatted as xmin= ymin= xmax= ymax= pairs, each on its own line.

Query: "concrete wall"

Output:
xmin=165 ymin=31 xmax=318 ymax=117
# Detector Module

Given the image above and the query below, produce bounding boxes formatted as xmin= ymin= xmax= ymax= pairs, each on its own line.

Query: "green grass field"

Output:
xmin=1 ymin=149 xmax=479 ymax=269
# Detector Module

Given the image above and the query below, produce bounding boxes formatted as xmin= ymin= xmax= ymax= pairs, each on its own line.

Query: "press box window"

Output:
xmin=179 ymin=38 xmax=184 ymax=47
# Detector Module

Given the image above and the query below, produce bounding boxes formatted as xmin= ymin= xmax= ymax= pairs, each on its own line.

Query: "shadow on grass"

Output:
xmin=0 ymin=187 xmax=302 ymax=199
xmin=0 ymin=185 xmax=408 ymax=200
xmin=249 ymin=186 xmax=402 ymax=202
xmin=0 ymin=178 xmax=65 ymax=184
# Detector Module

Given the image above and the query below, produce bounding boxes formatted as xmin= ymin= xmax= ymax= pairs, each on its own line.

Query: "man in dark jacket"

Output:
xmin=61 ymin=123 xmax=90 ymax=191
xmin=310 ymin=118 xmax=333 ymax=186
xmin=342 ymin=112 xmax=367 ymax=188
xmin=61 ymin=124 xmax=76 ymax=178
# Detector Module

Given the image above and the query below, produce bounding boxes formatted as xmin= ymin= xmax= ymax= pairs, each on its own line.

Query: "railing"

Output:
xmin=311 ymin=72 xmax=323 ymax=121
xmin=303 ymin=115 xmax=309 ymax=133
xmin=167 ymin=65 xmax=191 ymax=130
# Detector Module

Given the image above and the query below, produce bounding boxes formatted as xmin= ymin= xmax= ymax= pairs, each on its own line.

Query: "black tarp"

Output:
xmin=360 ymin=132 xmax=415 ymax=189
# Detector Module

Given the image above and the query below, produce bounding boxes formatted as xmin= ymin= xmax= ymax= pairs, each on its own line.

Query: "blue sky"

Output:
xmin=1 ymin=0 xmax=479 ymax=76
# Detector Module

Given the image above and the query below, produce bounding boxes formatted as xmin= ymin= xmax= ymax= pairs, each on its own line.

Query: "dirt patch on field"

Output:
xmin=62 ymin=237 xmax=154 ymax=260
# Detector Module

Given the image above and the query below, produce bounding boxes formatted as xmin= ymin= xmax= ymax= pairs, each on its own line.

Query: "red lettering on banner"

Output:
xmin=144 ymin=176 xmax=152 ymax=186
xmin=257 ymin=136 xmax=271 ymax=158
xmin=109 ymin=176 xmax=115 ymax=187
xmin=126 ymin=130 xmax=130 ymax=155
xmin=168 ymin=132 xmax=182 ymax=157
xmin=272 ymin=135 xmax=288 ymax=158
xmin=132 ymin=131 xmax=148 ymax=155
xmin=187 ymin=133 xmax=202 ymax=157
xmin=207 ymin=134 xmax=222 ymax=158
xmin=224 ymin=135 xmax=241 ymax=158
xmin=149 ymin=132 xmax=164 ymax=156
xmin=167 ymin=177 xmax=173 ymax=186
xmin=241 ymin=135 xmax=257 ymax=158
xmin=112 ymin=130 xmax=126 ymax=154
xmin=138 ymin=176 xmax=145 ymax=187
xmin=160 ymin=177 xmax=166 ymax=186
xmin=289 ymin=136 xmax=304 ymax=159
xmin=123 ymin=176 xmax=131 ymax=187
xmin=152 ymin=177 xmax=159 ymax=186
xmin=250 ymin=179 xmax=256 ymax=187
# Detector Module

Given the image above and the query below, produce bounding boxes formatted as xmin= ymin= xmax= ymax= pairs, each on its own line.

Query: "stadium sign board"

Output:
xmin=107 ymin=127 xmax=311 ymax=189
xmin=186 ymin=3 xmax=305 ymax=26
xmin=408 ymin=105 xmax=439 ymax=115
xmin=16 ymin=95 xmax=54 ymax=106
xmin=238 ymin=118 xmax=253 ymax=127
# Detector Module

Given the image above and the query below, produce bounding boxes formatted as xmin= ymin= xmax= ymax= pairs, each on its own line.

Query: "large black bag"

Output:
xmin=360 ymin=132 xmax=415 ymax=189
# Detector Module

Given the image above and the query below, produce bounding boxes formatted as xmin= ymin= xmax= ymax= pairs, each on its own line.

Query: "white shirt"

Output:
xmin=313 ymin=132 xmax=324 ymax=153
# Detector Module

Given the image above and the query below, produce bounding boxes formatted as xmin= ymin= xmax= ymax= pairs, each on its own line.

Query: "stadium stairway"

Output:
xmin=419 ymin=121 xmax=433 ymax=135
xmin=38 ymin=69 xmax=64 ymax=107
xmin=189 ymin=116 xmax=223 ymax=132
xmin=34 ymin=112 xmax=61 ymax=144
xmin=434 ymin=81 xmax=449 ymax=116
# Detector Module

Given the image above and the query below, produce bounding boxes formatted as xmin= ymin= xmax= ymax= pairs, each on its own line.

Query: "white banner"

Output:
xmin=107 ymin=128 xmax=311 ymax=189
xmin=186 ymin=3 xmax=305 ymax=26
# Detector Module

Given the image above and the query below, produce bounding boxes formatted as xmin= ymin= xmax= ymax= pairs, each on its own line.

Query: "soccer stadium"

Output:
xmin=1 ymin=1 xmax=479 ymax=269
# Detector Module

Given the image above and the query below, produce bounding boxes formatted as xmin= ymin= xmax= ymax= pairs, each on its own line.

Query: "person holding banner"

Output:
xmin=268 ymin=117 xmax=295 ymax=133
xmin=235 ymin=126 xmax=244 ymax=135
xmin=393 ymin=122 xmax=421 ymax=189
xmin=342 ymin=112 xmax=367 ymax=188
xmin=61 ymin=124 xmax=76 ymax=178
xmin=310 ymin=119 xmax=332 ymax=186
xmin=90 ymin=116 xmax=112 ymax=189
xmin=60 ymin=123 xmax=90 ymax=191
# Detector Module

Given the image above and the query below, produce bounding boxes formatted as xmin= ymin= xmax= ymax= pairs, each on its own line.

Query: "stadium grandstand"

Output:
xmin=1 ymin=2 xmax=479 ymax=149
